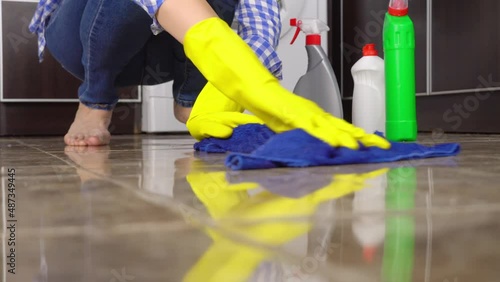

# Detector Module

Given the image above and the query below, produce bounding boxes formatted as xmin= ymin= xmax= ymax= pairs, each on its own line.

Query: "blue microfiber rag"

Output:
xmin=194 ymin=124 xmax=461 ymax=170
xmin=194 ymin=124 xmax=275 ymax=154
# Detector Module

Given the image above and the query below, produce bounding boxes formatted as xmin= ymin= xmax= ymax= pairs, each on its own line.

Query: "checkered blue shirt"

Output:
xmin=28 ymin=0 xmax=60 ymax=61
xmin=29 ymin=0 xmax=283 ymax=79
xmin=234 ymin=0 xmax=282 ymax=79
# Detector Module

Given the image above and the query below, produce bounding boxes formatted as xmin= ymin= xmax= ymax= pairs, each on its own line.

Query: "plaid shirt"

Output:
xmin=29 ymin=0 xmax=283 ymax=79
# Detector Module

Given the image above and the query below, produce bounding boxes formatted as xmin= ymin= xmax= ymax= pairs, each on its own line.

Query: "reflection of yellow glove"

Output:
xmin=184 ymin=18 xmax=390 ymax=150
xmin=185 ymin=169 xmax=304 ymax=282
xmin=186 ymin=171 xmax=255 ymax=219
xmin=183 ymin=237 xmax=270 ymax=282
xmin=224 ymin=168 xmax=390 ymax=225
xmin=184 ymin=168 xmax=265 ymax=282
xmin=187 ymin=82 xmax=264 ymax=140
xmin=184 ymin=167 xmax=390 ymax=282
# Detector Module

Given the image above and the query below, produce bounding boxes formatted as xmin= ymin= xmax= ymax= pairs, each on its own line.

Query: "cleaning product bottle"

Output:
xmin=290 ymin=18 xmax=343 ymax=118
xmin=351 ymin=43 xmax=386 ymax=134
xmin=383 ymin=0 xmax=417 ymax=141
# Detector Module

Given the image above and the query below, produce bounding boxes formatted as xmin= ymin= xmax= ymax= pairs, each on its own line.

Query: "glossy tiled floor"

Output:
xmin=0 ymin=133 xmax=499 ymax=282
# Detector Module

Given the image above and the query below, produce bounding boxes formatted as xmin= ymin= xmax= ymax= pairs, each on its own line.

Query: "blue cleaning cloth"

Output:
xmin=194 ymin=124 xmax=461 ymax=170
xmin=194 ymin=124 xmax=275 ymax=154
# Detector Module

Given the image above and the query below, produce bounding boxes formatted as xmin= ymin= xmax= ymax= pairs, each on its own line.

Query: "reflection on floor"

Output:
xmin=0 ymin=133 xmax=499 ymax=281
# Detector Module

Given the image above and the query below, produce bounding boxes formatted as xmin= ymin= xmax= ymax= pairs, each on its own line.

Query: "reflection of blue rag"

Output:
xmin=194 ymin=124 xmax=461 ymax=170
xmin=227 ymin=169 xmax=333 ymax=198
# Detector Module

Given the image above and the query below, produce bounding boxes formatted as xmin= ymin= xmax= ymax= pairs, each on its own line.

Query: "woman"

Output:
xmin=33 ymin=0 xmax=390 ymax=150
xmin=30 ymin=0 xmax=283 ymax=146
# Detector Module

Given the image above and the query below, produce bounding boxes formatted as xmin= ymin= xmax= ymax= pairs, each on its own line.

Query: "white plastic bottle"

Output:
xmin=351 ymin=43 xmax=386 ymax=134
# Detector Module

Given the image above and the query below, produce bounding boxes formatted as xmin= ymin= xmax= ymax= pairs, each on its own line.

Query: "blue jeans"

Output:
xmin=45 ymin=0 xmax=238 ymax=110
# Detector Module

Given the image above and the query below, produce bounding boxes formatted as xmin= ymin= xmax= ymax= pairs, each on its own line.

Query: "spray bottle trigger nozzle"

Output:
xmin=290 ymin=27 xmax=301 ymax=45
xmin=290 ymin=18 xmax=301 ymax=45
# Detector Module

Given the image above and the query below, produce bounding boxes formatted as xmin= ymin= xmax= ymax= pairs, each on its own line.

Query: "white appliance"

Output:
xmin=142 ymin=0 xmax=329 ymax=132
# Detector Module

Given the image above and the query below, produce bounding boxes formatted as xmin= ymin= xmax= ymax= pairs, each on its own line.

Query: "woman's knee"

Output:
xmin=45 ymin=35 xmax=85 ymax=80
xmin=44 ymin=0 xmax=86 ymax=80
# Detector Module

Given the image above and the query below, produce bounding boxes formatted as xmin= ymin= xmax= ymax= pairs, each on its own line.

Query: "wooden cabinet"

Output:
xmin=2 ymin=1 xmax=80 ymax=100
xmin=0 ymin=1 xmax=140 ymax=136
xmin=431 ymin=0 xmax=500 ymax=93
xmin=330 ymin=0 xmax=500 ymax=133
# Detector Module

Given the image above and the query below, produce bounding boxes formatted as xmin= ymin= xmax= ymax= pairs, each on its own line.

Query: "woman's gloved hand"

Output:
xmin=184 ymin=18 xmax=391 ymax=150
xmin=169 ymin=0 xmax=389 ymax=150
xmin=187 ymin=82 xmax=264 ymax=140
xmin=186 ymin=0 xmax=281 ymax=140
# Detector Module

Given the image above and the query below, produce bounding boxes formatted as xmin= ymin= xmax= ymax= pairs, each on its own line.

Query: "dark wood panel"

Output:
xmin=341 ymin=0 xmax=427 ymax=97
xmin=417 ymin=91 xmax=500 ymax=133
xmin=432 ymin=0 xmax=500 ymax=92
xmin=0 ymin=102 xmax=141 ymax=136
xmin=2 ymin=2 xmax=80 ymax=99
xmin=2 ymin=2 xmax=138 ymax=100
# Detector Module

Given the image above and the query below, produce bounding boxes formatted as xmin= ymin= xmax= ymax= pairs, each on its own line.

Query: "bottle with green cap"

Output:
xmin=383 ymin=0 xmax=417 ymax=141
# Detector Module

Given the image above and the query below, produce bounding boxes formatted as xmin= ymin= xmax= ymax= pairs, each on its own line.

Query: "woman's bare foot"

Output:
xmin=64 ymin=103 xmax=112 ymax=146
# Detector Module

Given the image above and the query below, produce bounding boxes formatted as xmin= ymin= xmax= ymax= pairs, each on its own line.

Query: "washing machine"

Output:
xmin=141 ymin=0 xmax=329 ymax=133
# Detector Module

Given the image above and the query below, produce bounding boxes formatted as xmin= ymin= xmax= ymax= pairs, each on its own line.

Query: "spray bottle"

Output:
xmin=383 ymin=0 xmax=417 ymax=141
xmin=290 ymin=18 xmax=343 ymax=118
xmin=351 ymin=43 xmax=386 ymax=134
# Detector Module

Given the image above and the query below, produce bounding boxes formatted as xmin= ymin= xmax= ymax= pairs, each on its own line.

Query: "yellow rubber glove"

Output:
xmin=187 ymin=82 xmax=264 ymax=140
xmin=184 ymin=17 xmax=391 ymax=150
